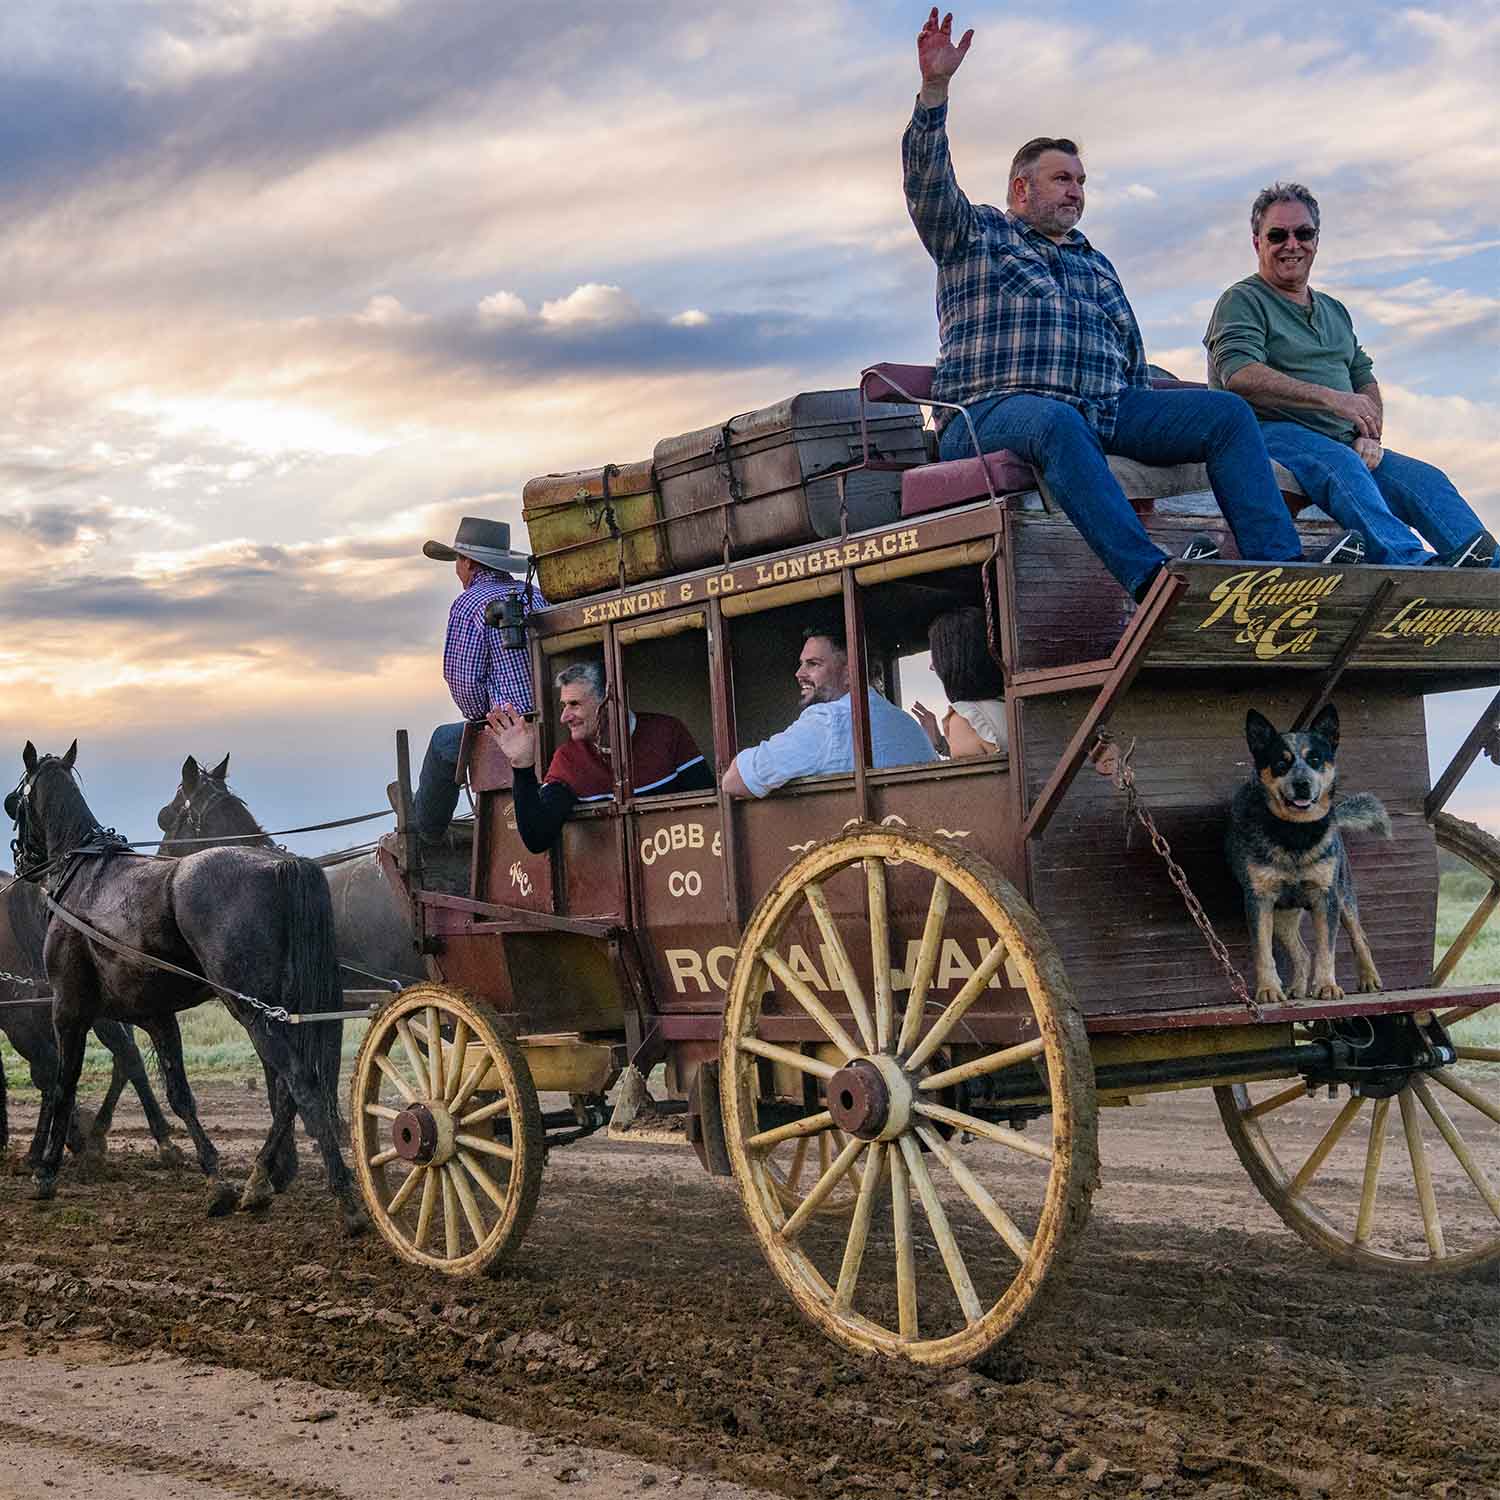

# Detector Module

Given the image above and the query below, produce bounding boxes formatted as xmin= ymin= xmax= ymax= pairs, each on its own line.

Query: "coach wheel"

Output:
xmin=1217 ymin=813 xmax=1500 ymax=1274
xmin=351 ymin=984 xmax=544 ymax=1276
xmin=722 ymin=825 xmax=1098 ymax=1368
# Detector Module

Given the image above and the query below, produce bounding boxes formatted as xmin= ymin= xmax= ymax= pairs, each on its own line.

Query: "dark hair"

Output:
xmin=801 ymin=623 xmax=847 ymax=656
xmin=1009 ymin=137 xmax=1081 ymax=184
xmin=1250 ymin=181 xmax=1320 ymax=237
xmin=929 ymin=607 xmax=1003 ymax=701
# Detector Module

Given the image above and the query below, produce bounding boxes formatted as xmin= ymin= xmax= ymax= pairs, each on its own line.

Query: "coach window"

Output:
xmin=537 ymin=627 xmax=615 ymax=812
xmin=618 ymin=611 xmax=715 ymax=800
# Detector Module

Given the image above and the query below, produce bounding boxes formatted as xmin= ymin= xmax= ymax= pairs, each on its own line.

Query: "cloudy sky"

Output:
xmin=1 ymin=0 xmax=1496 ymax=854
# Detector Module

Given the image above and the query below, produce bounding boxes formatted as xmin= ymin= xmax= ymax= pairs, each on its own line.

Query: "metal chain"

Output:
xmin=1089 ymin=732 xmax=1264 ymax=1021
xmin=0 ymin=969 xmax=42 ymax=987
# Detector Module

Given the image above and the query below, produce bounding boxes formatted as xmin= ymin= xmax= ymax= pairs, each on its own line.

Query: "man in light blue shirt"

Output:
xmin=723 ymin=628 xmax=937 ymax=798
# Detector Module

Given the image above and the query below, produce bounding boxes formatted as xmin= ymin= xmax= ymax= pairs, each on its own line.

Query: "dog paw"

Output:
xmin=1255 ymin=983 xmax=1287 ymax=1007
xmin=1357 ymin=969 xmax=1383 ymax=993
xmin=1314 ymin=981 xmax=1345 ymax=1001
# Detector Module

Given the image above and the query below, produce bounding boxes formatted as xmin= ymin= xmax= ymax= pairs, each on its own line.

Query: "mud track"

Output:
xmin=1 ymin=1084 xmax=1496 ymax=1500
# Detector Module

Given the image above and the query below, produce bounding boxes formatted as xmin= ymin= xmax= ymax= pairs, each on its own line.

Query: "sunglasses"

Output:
xmin=1263 ymin=225 xmax=1318 ymax=245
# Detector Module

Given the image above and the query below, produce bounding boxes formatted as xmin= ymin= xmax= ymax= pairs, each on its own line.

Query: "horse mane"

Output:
xmin=33 ymin=760 xmax=101 ymax=859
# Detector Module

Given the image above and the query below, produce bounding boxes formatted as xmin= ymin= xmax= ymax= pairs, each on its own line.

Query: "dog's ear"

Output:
xmin=1245 ymin=710 xmax=1279 ymax=766
xmin=1309 ymin=703 xmax=1339 ymax=753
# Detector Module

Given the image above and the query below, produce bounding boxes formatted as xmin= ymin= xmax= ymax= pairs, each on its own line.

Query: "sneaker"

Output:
xmin=1179 ymin=533 xmax=1221 ymax=563
xmin=1425 ymin=527 xmax=1496 ymax=569
xmin=1309 ymin=529 xmax=1365 ymax=566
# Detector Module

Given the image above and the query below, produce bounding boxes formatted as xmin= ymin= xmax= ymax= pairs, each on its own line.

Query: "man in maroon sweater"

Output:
xmin=487 ymin=661 xmax=712 ymax=851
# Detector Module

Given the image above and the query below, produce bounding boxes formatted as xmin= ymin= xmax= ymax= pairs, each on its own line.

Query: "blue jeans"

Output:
xmin=414 ymin=721 xmax=466 ymax=840
xmin=1258 ymin=423 xmax=1496 ymax=568
xmin=940 ymin=388 xmax=1302 ymax=595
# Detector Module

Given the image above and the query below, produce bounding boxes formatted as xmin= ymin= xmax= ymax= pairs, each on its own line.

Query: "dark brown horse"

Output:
xmin=0 ymin=871 xmax=178 ymax=1167
xmin=6 ymin=742 xmax=364 ymax=1231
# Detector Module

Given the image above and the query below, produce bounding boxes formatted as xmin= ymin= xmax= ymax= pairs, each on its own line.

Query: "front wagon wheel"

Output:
xmin=351 ymin=984 xmax=544 ymax=1276
xmin=721 ymin=826 xmax=1098 ymax=1368
xmin=1216 ymin=813 xmax=1500 ymax=1274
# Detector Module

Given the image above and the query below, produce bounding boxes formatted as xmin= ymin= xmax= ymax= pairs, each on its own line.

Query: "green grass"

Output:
xmin=3 ymin=877 xmax=1498 ymax=1091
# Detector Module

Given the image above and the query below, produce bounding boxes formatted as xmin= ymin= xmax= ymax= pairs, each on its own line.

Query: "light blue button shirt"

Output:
xmin=736 ymin=689 xmax=938 ymax=798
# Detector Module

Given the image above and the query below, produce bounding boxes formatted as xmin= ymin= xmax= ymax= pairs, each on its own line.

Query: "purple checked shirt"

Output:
xmin=442 ymin=571 xmax=545 ymax=720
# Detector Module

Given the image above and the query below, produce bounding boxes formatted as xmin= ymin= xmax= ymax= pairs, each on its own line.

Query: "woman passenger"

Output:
xmin=912 ymin=606 xmax=1006 ymax=758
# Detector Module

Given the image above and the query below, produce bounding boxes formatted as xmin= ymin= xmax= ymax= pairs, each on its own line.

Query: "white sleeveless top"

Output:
xmin=947 ymin=698 xmax=1007 ymax=753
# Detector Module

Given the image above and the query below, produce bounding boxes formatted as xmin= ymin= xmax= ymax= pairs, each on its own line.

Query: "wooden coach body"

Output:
xmin=402 ymin=495 xmax=1500 ymax=1076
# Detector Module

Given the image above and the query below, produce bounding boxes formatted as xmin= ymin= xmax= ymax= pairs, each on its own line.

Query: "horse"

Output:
xmin=0 ymin=869 xmax=180 ymax=1168
xmin=6 ymin=741 xmax=365 ymax=1232
xmin=157 ymin=752 xmax=425 ymax=997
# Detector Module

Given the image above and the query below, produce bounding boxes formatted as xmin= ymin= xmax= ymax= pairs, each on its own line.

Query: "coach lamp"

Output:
xmin=486 ymin=584 xmax=531 ymax=650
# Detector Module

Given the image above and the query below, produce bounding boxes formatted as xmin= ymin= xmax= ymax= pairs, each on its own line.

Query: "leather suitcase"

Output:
xmin=522 ymin=460 xmax=670 ymax=603
xmin=653 ymin=390 xmax=926 ymax=570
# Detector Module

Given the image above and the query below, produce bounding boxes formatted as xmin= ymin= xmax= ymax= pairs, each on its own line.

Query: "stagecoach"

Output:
xmin=352 ymin=364 xmax=1500 ymax=1368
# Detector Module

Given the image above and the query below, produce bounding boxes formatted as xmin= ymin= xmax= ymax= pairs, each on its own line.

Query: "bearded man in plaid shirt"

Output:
xmin=904 ymin=11 xmax=1353 ymax=602
xmin=414 ymin=517 xmax=544 ymax=842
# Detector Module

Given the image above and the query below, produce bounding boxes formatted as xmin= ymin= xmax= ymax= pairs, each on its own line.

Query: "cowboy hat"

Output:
xmin=423 ymin=517 xmax=530 ymax=574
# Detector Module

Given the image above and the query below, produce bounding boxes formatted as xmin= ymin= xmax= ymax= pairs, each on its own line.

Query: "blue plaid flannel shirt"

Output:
xmin=442 ymin=570 xmax=545 ymax=720
xmin=902 ymin=99 xmax=1150 ymax=440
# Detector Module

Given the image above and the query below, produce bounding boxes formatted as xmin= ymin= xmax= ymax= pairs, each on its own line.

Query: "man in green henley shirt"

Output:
xmin=1203 ymin=181 xmax=1495 ymax=570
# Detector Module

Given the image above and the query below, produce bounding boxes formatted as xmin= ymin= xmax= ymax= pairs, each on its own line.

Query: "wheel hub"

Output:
xmin=827 ymin=1055 xmax=914 ymax=1142
xmin=391 ymin=1102 xmax=456 ymax=1166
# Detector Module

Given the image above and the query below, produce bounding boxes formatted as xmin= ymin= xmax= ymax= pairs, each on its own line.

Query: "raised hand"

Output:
xmin=486 ymin=704 xmax=537 ymax=769
xmin=911 ymin=700 xmax=945 ymax=753
xmin=918 ymin=8 xmax=973 ymax=101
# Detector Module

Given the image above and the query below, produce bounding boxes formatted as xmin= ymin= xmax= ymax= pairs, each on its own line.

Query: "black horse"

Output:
xmin=6 ymin=742 xmax=365 ymax=1231
xmin=1 ymin=870 xmax=179 ymax=1167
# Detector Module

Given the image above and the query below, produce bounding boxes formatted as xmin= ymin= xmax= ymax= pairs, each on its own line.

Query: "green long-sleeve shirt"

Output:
xmin=1203 ymin=274 xmax=1374 ymax=443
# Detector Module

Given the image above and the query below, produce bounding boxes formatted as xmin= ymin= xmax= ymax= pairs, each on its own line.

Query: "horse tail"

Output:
xmin=275 ymin=857 xmax=344 ymax=1113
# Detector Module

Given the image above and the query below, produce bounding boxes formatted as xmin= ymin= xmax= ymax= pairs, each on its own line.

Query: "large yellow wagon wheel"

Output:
xmin=721 ymin=826 xmax=1098 ymax=1368
xmin=351 ymin=984 xmax=544 ymax=1276
xmin=1217 ymin=813 xmax=1500 ymax=1273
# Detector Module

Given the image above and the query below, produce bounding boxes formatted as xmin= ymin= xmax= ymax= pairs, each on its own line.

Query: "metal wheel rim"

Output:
xmin=721 ymin=826 xmax=1098 ymax=1367
xmin=350 ymin=983 xmax=543 ymax=1276
xmin=1217 ymin=813 xmax=1500 ymax=1274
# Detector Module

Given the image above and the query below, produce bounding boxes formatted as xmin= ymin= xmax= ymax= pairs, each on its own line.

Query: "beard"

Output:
xmin=1029 ymin=202 xmax=1081 ymax=238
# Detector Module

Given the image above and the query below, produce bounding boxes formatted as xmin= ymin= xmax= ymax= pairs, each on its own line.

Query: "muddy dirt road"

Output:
xmin=1 ymin=1083 xmax=1495 ymax=1500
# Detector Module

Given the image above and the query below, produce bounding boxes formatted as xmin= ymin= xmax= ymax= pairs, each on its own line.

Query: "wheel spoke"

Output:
xmin=804 ymin=880 xmax=876 ymax=1052
xmin=864 ymin=859 xmax=895 ymax=1052
xmin=413 ymin=1167 xmax=438 ymax=1251
xmin=1289 ymin=1094 xmax=1365 ymax=1197
xmin=441 ymin=1164 xmax=461 ymax=1258
xmin=460 ymin=1096 xmax=511 ymax=1128
xmin=890 ymin=1143 xmax=918 ymax=1341
xmin=898 ymin=1135 xmax=983 ymax=1325
xmin=1428 ymin=881 xmax=1499 ymax=986
xmin=1455 ymin=1046 xmax=1500 ymax=1064
xmin=1434 ymin=1068 xmax=1500 ymax=1126
xmin=897 ymin=876 xmax=950 ymax=1058
xmin=761 ymin=949 xmax=860 ymax=1060
xmin=395 ymin=1019 xmax=430 ymax=1099
xmin=445 ymin=1021 xmax=471 ymax=1106
xmin=455 ymin=1131 xmax=514 ymax=1161
xmin=368 ymin=1146 xmax=400 ymax=1169
xmin=779 ymin=1134 xmax=864 ymax=1242
xmin=834 ymin=1141 xmax=886 ymax=1309
xmin=913 ymin=1100 xmax=1053 ymax=1163
xmin=787 ymin=1136 xmax=809 ymax=1192
xmin=1243 ymin=1081 xmax=1307 ymax=1121
xmin=386 ymin=1162 xmax=425 ymax=1215
xmin=1398 ymin=1087 xmax=1445 ymax=1257
xmin=426 ymin=1006 xmax=446 ymax=1098
xmin=373 ymin=1051 xmax=417 ymax=1105
xmin=447 ymin=1160 xmax=489 ymax=1245
xmin=737 ymin=1036 xmax=838 ymax=1080
xmin=364 ymin=1103 xmax=399 ymax=1121
xmin=1354 ymin=1097 xmax=1390 ymax=1246
xmin=919 ymin=1036 xmax=1046 ymax=1093
xmin=747 ymin=1109 xmax=834 ymax=1152
xmin=448 ymin=1051 xmax=493 ymax=1119
xmin=904 ymin=940 xmax=1011 ymax=1072
xmin=458 ymin=1148 xmax=510 ymax=1212
xmin=915 ymin=1123 xmax=1031 ymax=1263
xmin=1413 ymin=1077 xmax=1500 ymax=1223
xmin=819 ymin=1128 xmax=833 ymax=1175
